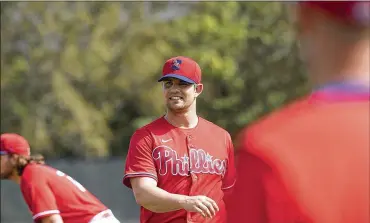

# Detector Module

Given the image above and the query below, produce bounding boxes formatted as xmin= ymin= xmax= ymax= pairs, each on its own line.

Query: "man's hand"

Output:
xmin=131 ymin=177 xmax=220 ymax=216
xmin=179 ymin=195 xmax=219 ymax=218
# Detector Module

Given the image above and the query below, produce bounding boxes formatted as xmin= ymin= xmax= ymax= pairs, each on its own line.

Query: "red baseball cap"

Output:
xmin=158 ymin=56 xmax=202 ymax=84
xmin=300 ymin=1 xmax=370 ymax=26
xmin=0 ymin=133 xmax=31 ymax=156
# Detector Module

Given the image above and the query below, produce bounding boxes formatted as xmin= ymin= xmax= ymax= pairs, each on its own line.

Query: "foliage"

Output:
xmin=1 ymin=2 xmax=308 ymax=158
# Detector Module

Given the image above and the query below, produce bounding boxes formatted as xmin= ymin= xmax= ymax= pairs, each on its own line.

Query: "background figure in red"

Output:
xmin=0 ymin=133 xmax=120 ymax=223
xmin=228 ymin=2 xmax=369 ymax=223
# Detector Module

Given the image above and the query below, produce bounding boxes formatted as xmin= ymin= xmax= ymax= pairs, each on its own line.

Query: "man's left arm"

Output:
xmin=222 ymin=133 xmax=236 ymax=200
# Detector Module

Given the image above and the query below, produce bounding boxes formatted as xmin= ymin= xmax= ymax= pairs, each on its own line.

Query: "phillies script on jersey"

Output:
xmin=21 ymin=164 xmax=108 ymax=223
xmin=153 ymin=147 xmax=227 ymax=177
xmin=123 ymin=116 xmax=236 ymax=223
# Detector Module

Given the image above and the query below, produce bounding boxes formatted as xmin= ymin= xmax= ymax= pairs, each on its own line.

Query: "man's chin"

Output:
xmin=167 ymin=106 xmax=187 ymax=113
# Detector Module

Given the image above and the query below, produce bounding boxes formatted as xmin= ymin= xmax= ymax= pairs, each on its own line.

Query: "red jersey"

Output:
xmin=228 ymin=90 xmax=370 ymax=223
xmin=123 ymin=116 xmax=236 ymax=223
xmin=20 ymin=164 xmax=108 ymax=223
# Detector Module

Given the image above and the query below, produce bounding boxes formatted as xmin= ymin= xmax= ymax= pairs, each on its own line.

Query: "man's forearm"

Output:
xmin=40 ymin=214 xmax=64 ymax=223
xmin=135 ymin=185 xmax=187 ymax=213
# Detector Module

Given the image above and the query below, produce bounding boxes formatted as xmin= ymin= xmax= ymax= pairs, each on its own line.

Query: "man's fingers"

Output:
xmin=206 ymin=198 xmax=219 ymax=212
xmin=203 ymin=200 xmax=216 ymax=217
xmin=194 ymin=206 xmax=206 ymax=218
xmin=196 ymin=202 xmax=212 ymax=218
xmin=187 ymin=196 xmax=219 ymax=218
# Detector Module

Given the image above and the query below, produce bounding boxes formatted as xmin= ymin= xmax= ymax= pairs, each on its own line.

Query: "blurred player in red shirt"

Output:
xmin=123 ymin=56 xmax=236 ymax=223
xmin=228 ymin=2 xmax=369 ymax=223
xmin=0 ymin=133 xmax=121 ymax=223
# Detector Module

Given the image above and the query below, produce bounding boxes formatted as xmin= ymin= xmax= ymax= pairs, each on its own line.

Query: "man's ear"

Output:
xmin=195 ymin=83 xmax=203 ymax=97
xmin=9 ymin=154 xmax=18 ymax=165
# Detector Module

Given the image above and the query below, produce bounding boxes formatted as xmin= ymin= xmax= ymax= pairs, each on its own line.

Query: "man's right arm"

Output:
xmin=39 ymin=214 xmax=64 ymax=223
xmin=131 ymin=177 xmax=219 ymax=218
xmin=130 ymin=177 xmax=186 ymax=212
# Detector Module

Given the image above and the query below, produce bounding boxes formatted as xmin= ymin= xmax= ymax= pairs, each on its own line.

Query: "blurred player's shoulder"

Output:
xmin=238 ymin=95 xmax=369 ymax=155
xmin=239 ymin=97 xmax=311 ymax=143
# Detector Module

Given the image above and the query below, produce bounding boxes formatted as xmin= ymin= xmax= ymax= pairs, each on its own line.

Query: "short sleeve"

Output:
xmin=20 ymin=174 xmax=60 ymax=221
xmin=222 ymin=132 xmax=236 ymax=190
xmin=123 ymin=128 xmax=158 ymax=188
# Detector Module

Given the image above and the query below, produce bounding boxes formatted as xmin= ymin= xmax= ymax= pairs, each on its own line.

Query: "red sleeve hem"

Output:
xmin=122 ymin=172 xmax=158 ymax=188
xmin=33 ymin=210 xmax=60 ymax=221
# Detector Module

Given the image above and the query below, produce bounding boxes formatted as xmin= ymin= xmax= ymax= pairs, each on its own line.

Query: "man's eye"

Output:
xmin=164 ymin=82 xmax=173 ymax=88
xmin=179 ymin=82 xmax=191 ymax=86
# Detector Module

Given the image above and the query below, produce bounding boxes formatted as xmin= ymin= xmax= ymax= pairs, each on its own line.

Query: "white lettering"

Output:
xmin=152 ymin=146 xmax=227 ymax=177
xmin=56 ymin=170 xmax=87 ymax=192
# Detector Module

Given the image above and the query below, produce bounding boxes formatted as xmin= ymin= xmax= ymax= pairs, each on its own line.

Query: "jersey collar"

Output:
xmin=310 ymin=80 xmax=369 ymax=102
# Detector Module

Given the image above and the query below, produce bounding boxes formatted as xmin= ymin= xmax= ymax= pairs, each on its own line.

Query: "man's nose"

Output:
xmin=169 ymin=87 xmax=181 ymax=93
xmin=168 ymin=84 xmax=181 ymax=90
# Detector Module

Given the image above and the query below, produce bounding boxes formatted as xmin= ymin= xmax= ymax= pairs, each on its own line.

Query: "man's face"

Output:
xmin=0 ymin=154 xmax=15 ymax=179
xmin=162 ymin=78 xmax=203 ymax=113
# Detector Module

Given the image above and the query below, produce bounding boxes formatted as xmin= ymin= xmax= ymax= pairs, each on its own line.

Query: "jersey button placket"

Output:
xmin=187 ymin=135 xmax=201 ymax=223
xmin=186 ymin=135 xmax=193 ymax=223
xmin=187 ymin=134 xmax=197 ymax=196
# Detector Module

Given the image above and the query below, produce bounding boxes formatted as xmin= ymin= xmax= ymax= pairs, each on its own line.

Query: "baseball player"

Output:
xmin=228 ymin=2 xmax=369 ymax=223
xmin=0 ymin=133 xmax=121 ymax=223
xmin=123 ymin=56 xmax=236 ymax=223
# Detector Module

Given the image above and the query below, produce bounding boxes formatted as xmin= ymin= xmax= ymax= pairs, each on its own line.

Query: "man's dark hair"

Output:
xmin=16 ymin=154 xmax=45 ymax=176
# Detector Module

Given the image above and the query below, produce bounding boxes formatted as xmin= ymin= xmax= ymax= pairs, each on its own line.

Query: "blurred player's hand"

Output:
xmin=179 ymin=195 xmax=219 ymax=218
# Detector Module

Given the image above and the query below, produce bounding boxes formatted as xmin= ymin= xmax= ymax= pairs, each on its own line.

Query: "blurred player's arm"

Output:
xmin=228 ymin=149 xmax=270 ymax=223
xmin=38 ymin=214 xmax=63 ymax=223
xmin=228 ymin=134 xmax=301 ymax=223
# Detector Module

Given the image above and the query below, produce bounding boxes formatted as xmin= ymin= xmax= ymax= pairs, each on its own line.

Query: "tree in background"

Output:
xmin=0 ymin=2 xmax=308 ymax=158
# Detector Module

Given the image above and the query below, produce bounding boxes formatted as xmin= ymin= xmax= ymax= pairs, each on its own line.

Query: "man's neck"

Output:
xmin=311 ymin=45 xmax=369 ymax=87
xmin=165 ymin=110 xmax=198 ymax=129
